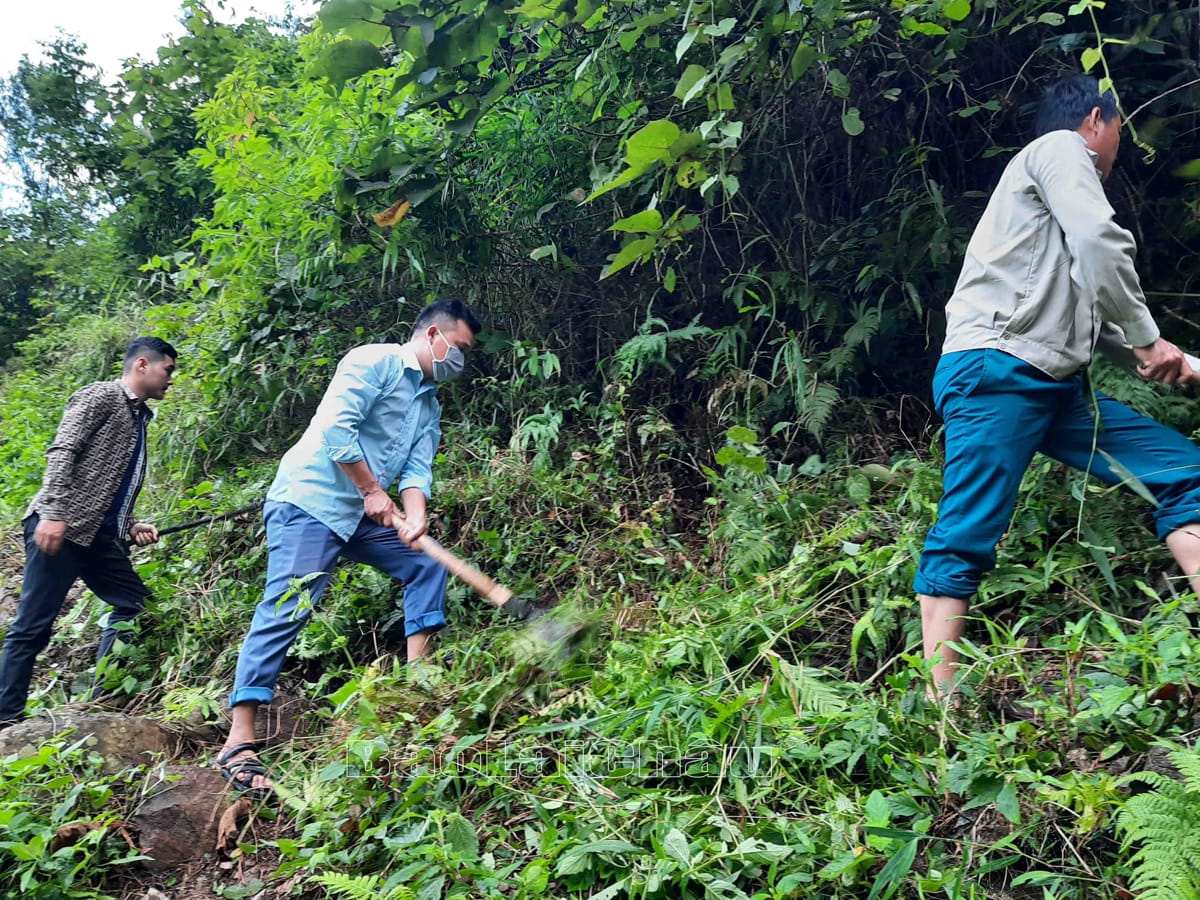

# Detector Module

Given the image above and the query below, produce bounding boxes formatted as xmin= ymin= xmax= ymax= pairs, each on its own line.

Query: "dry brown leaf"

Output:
xmin=50 ymin=822 xmax=97 ymax=851
xmin=50 ymin=820 xmax=136 ymax=852
xmin=216 ymin=797 xmax=253 ymax=853
xmin=372 ymin=199 xmax=412 ymax=227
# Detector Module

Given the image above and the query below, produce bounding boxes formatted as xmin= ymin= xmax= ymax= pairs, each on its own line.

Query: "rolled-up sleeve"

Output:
xmin=397 ymin=408 xmax=440 ymax=499
xmin=319 ymin=352 xmax=385 ymax=464
xmin=1030 ymin=134 xmax=1160 ymax=347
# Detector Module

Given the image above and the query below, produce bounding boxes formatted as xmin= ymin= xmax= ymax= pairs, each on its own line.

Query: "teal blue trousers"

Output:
xmin=913 ymin=349 xmax=1200 ymax=600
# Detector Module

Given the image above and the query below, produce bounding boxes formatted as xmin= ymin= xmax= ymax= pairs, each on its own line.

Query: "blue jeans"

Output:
xmin=914 ymin=349 xmax=1200 ymax=600
xmin=229 ymin=501 xmax=449 ymax=707
xmin=0 ymin=515 xmax=150 ymax=721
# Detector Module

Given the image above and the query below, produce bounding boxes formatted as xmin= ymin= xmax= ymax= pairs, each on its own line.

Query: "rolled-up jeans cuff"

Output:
xmin=912 ymin=573 xmax=975 ymax=602
xmin=229 ymin=686 xmax=275 ymax=708
xmin=405 ymin=611 xmax=447 ymax=637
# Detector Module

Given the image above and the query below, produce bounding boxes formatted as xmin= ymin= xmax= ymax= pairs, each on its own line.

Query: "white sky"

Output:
xmin=1 ymin=0 xmax=320 ymax=79
xmin=0 ymin=1 xmax=321 ymax=207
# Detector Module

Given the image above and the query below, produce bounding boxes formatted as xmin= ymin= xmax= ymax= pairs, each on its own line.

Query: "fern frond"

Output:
xmin=771 ymin=658 xmax=848 ymax=716
xmin=1171 ymin=747 xmax=1200 ymax=793
xmin=798 ymin=381 xmax=841 ymax=439
xmin=307 ymin=873 xmax=415 ymax=900
xmin=308 ymin=873 xmax=383 ymax=900
xmin=1115 ymin=747 xmax=1200 ymax=900
xmin=1116 ymin=770 xmax=1177 ymax=793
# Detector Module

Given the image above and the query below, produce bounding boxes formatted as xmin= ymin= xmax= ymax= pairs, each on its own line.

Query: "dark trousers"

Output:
xmin=0 ymin=515 xmax=151 ymax=721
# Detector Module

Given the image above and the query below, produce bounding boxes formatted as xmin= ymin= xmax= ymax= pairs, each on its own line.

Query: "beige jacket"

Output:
xmin=942 ymin=129 xmax=1160 ymax=379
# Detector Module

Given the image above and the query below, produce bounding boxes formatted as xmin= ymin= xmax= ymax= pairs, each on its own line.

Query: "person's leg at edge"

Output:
xmin=1037 ymin=390 xmax=1200 ymax=612
xmin=75 ymin=532 xmax=152 ymax=698
xmin=1163 ymin=527 xmax=1200 ymax=597
xmin=222 ymin=701 xmax=267 ymax=791
xmin=218 ymin=502 xmax=341 ymax=792
xmin=340 ymin=520 xmax=448 ymax=668
xmin=0 ymin=516 xmax=81 ymax=723
xmin=920 ymin=595 xmax=969 ymax=694
xmin=407 ymin=630 xmax=433 ymax=662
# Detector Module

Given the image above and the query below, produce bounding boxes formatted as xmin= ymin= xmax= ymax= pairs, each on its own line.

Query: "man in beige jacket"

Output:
xmin=913 ymin=76 xmax=1200 ymax=697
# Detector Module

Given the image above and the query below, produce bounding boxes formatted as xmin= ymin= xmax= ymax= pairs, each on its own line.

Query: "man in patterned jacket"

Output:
xmin=0 ymin=336 xmax=177 ymax=726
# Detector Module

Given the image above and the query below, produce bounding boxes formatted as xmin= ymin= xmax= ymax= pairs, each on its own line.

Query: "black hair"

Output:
xmin=412 ymin=299 xmax=482 ymax=337
xmin=1035 ymin=75 xmax=1119 ymax=137
xmin=123 ymin=336 xmax=178 ymax=371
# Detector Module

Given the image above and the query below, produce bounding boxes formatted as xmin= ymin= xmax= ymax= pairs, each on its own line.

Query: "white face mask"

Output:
xmin=429 ymin=328 xmax=465 ymax=382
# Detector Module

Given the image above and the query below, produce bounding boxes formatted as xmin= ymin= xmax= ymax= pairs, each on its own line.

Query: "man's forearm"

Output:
xmin=337 ymin=459 xmax=384 ymax=497
xmin=400 ymin=487 xmax=427 ymax=524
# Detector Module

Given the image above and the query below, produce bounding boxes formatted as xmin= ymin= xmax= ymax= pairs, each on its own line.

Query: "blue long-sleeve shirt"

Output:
xmin=267 ymin=343 xmax=441 ymax=540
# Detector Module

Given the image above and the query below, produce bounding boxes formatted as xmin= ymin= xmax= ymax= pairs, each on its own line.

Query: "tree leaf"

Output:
xmin=662 ymin=828 xmax=691 ymax=864
xmin=626 ymin=120 xmax=680 ymax=163
xmin=727 ymin=425 xmax=758 ymax=445
xmin=601 ymin=236 xmax=656 ymax=279
xmin=372 ymin=199 xmax=411 ymax=227
xmin=1173 ymin=158 xmax=1200 ymax=179
xmin=518 ymin=861 xmax=550 ymax=893
xmin=402 ymin=177 xmax=443 ymax=207
xmin=609 ymin=209 xmax=663 ymax=233
xmin=676 ymin=28 xmax=699 ymax=63
xmin=995 ymin=781 xmax=1021 ymax=825
xmin=842 ymin=108 xmax=865 ymax=136
xmin=674 ymin=65 xmax=711 ymax=105
xmin=943 ymin=0 xmax=971 ymax=22
xmin=1081 ymin=46 xmax=1102 ymax=73
xmin=312 ymin=40 xmax=386 ymax=90
xmin=867 ymin=838 xmax=919 ymax=900
xmin=444 ymin=813 xmax=479 ymax=858
xmin=865 ymin=790 xmax=890 ymax=826
xmin=588 ymin=120 xmax=680 ymax=200
xmin=319 ymin=0 xmax=378 ymax=31
xmin=827 ymin=69 xmax=850 ymax=98
xmin=791 ymin=44 xmax=817 ymax=79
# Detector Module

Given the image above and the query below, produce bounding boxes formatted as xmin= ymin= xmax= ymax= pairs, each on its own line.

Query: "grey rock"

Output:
xmin=0 ymin=711 xmax=177 ymax=774
xmin=133 ymin=765 xmax=229 ymax=870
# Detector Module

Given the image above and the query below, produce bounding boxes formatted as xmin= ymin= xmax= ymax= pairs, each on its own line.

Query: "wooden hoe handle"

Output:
xmin=414 ymin=535 xmax=515 ymax=609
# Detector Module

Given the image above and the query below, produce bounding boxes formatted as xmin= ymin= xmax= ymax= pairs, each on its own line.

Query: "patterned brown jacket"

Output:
xmin=25 ymin=379 xmax=153 ymax=546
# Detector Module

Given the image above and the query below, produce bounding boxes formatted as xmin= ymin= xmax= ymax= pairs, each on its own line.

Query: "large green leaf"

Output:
xmin=589 ymin=119 xmax=681 ymax=200
xmin=313 ymin=40 xmax=386 ymax=90
xmin=601 ymin=236 xmax=656 ymax=279
xmin=842 ymin=107 xmax=865 ymax=136
xmin=625 ymin=119 xmax=681 ymax=168
xmin=674 ymin=64 xmax=710 ymax=105
xmin=444 ymin=813 xmax=479 ymax=858
xmin=318 ymin=0 xmax=377 ymax=30
xmin=944 ymin=0 xmax=971 ymax=21
xmin=609 ymin=209 xmax=663 ymax=233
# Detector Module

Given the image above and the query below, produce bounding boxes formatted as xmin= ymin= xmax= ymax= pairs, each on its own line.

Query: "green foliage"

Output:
xmin=308 ymin=872 xmax=416 ymax=900
xmin=2 ymin=1 xmax=1200 ymax=898
xmin=1115 ymin=746 xmax=1200 ymax=900
xmin=0 ymin=739 xmax=145 ymax=897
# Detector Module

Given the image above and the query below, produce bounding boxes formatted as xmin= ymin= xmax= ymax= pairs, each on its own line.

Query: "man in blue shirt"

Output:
xmin=217 ymin=300 xmax=479 ymax=797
